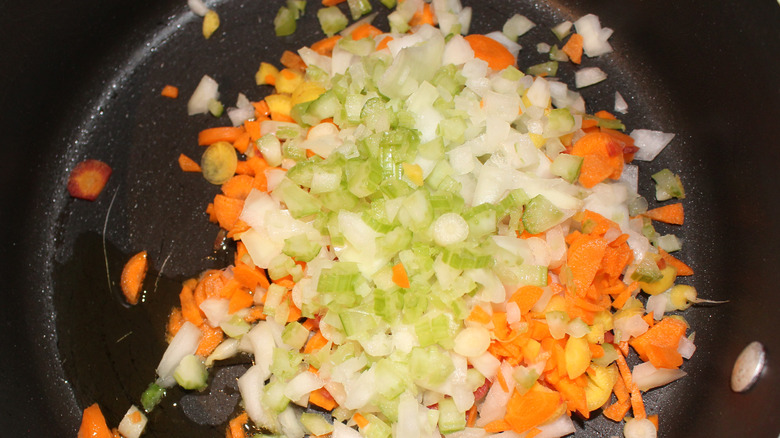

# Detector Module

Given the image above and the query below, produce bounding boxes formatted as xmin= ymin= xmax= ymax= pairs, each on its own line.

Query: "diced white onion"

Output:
xmin=677 ymin=334 xmax=697 ymax=359
xmin=535 ymin=413 xmax=576 ymax=438
xmin=485 ymin=31 xmax=521 ymax=60
xmin=205 ymin=338 xmax=240 ymax=366
xmin=199 ymin=298 xmax=230 ymax=327
xmin=502 ymin=14 xmax=535 ymax=41
xmin=575 ymin=67 xmax=607 ymax=88
xmin=187 ymin=0 xmax=209 ymax=17
xmin=227 ymin=93 xmax=254 ymax=126
xmin=613 ymin=313 xmax=649 ymax=343
xmin=284 ymin=371 xmax=324 ymax=402
xmin=155 ymin=321 xmax=201 ymax=388
xmin=454 ymin=326 xmax=491 ymax=357
xmin=574 ymin=14 xmax=614 ymax=57
xmin=187 ymin=75 xmax=219 ymax=115
xmin=630 ymin=129 xmax=675 ymax=161
xmin=615 ymin=91 xmax=628 ymax=113
xmin=238 ymin=365 xmax=278 ymax=431
xmin=537 ymin=42 xmax=551 ymax=53
xmin=469 ymin=351 xmax=500 ymax=379
xmin=645 ymin=293 xmax=669 ymax=320
xmin=632 ymin=361 xmax=687 ymax=391
xmin=117 ymin=405 xmax=147 ymax=438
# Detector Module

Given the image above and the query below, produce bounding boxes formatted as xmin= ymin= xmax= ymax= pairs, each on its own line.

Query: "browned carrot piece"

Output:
xmin=322 ymin=0 xmax=346 ymax=5
xmin=198 ymin=127 xmax=245 ymax=146
xmin=178 ymin=153 xmax=202 ymax=172
xmin=77 ymin=403 xmax=113 ymax=438
xmin=280 ymin=50 xmax=306 ymax=71
xmin=464 ymin=34 xmax=516 ymax=71
xmin=160 ymin=85 xmax=179 ymax=98
xmin=120 ymin=251 xmax=148 ymax=305
xmin=642 ymin=203 xmax=684 ymax=225
xmin=311 ymin=35 xmax=342 ymax=56
xmin=68 ymin=159 xmax=113 ymax=201
xmin=195 ymin=324 xmax=224 ymax=357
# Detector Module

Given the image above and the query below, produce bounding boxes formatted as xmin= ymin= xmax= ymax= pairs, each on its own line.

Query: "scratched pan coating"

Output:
xmin=0 ymin=0 xmax=778 ymax=436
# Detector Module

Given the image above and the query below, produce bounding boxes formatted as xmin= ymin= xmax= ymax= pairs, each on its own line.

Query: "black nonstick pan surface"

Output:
xmin=1 ymin=0 xmax=778 ymax=436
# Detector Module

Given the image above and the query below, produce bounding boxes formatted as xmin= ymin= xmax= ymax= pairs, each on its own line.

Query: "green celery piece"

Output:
xmin=140 ymin=382 xmax=166 ymax=413
xmin=522 ymin=195 xmax=564 ymax=234
xmin=317 ymin=6 xmax=348 ymax=37
xmin=274 ymin=6 xmax=297 ymax=36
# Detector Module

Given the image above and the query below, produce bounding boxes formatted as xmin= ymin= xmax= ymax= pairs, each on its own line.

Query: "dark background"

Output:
xmin=0 ymin=0 xmax=778 ymax=436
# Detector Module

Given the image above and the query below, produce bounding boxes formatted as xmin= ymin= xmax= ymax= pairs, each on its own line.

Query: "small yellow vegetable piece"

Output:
xmin=275 ymin=69 xmax=304 ymax=95
xmin=265 ymin=94 xmax=293 ymax=117
xmin=201 ymin=141 xmax=237 ymax=185
xmin=402 ymin=163 xmax=424 ymax=186
xmin=202 ymin=10 xmax=220 ymax=39
xmin=544 ymin=294 xmax=566 ymax=313
xmin=669 ymin=284 xmax=697 ymax=310
xmin=565 ymin=335 xmax=591 ymax=379
xmin=255 ymin=62 xmax=280 ymax=86
xmin=584 ymin=364 xmax=619 ymax=411
xmin=291 ymin=82 xmax=327 ymax=107
xmin=639 ymin=264 xmax=677 ymax=295
xmin=528 ymin=133 xmax=545 ymax=148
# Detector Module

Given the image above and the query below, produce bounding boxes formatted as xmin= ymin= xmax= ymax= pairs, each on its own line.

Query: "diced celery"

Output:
xmin=174 ymin=355 xmax=208 ymax=390
xmin=140 ymin=382 xmax=166 ymax=413
xmin=437 ymin=397 xmax=466 ymax=434
xmin=409 ymin=346 xmax=454 ymax=386
xmin=364 ymin=414 xmax=392 ymax=438
xmin=339 ymin=309 xmax=377 ymax=338
xmin=550 ymin=153 xmax=583 ymax=183
xmin=464 ymin=204 xmax=497 ymax=239
xmin=548 ymin=44 xmax=569 ymax=62
xmin=656 ymin=234 xmax=682 ymax=252
xmin=347 ymin=0 xmax=372 ymax=19
xmin=282 ymin=321 xmax=310 ymax=350
xmin=282 ymin=233 xmax=321 ymax=262
xmin=220 ymin=314 xmax=251 ymax=338
xmin=652 ymin=168 xmax=685 ymax=201
xmin=522 ymin=195 xmax=564 ymax=234
xmin=274 ymin=6 xmax=297 ymax=37
xmin=374 ymin=359 xmax=409 ymax=399
xmin=270 ymin=348 xmax=303 ymax=380
xmin=545 ymin=108 xmax=575 ymax=136
xmin=317 ymin=6 xmax=348 ymax=37
xmin=207 ymin=98 xmax=224 ymax=117
xmin=267 ymin=255 xmax=296 ymax=281
xmin=300 ymin=413 xmax=333 ymax=436
xmin=585 ymin=115 xmax=626 ymax=131
xmin=378 ymin=0 xmax=396 ymax=8
xmin=274 ymin=178 xmax=322 ymax=218
xmin=527 ymin=61 xmax=558 ymax=77
xmin=263 ymin=377 xmax=291 ymax=413
xmin=631 ymin=254 xmax=663 ymax=283
xmin=441 ymin=246 xmax=493 ymax=269
xmin=515 ymin=264 xmax=548 ymax=286
xmin=346 ymin=158 xmax=383 ymax=198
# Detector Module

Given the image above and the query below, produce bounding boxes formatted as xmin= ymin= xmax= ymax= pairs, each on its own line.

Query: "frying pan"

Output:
xmin=0 ymin=0 xmax=778 ymax=436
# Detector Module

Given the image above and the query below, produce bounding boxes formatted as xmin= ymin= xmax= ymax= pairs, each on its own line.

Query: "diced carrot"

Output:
xmin=322 ymin=0 xmax=346 ymax=6
xmin=160 ymin=85 xmax=179 ymax=98
xmin=629 ymin=317 xmax=687 ymax=369
xmin=309 ymin=388 xmax=337 ymax=411
xmin=228 ymin=412 xmax=249 ymax=438
xmin=484 ymin=419 xmax=512 ymax=433
xmin=351 ymin=23 xmax=383 ymax=40
xmin=526 ymin=428 xmax=543 ymax=438
xmin=196 ymin=323 xmax=224 ymax=357
xmin=198 ymin=127 xmax=245 ymax=146
xmin=77 ymin=403 xmax=113 ymax=438
xmin=311 ymin=35 xmax=342 ymax=56
xmin=464 ymin=34 xmax=516 ymax=71
xmin=496 ymin=368 xmax=509 ymax=392
xmin=353 ymin=413 xmax=369 ymax=428
xmin=275 ymin=277 xmax=296 ymax=289
xmin=552 ymin=376 xmax=589 ymax=418
xmin=252 ymin=100 xmax=270 ymax=119
xmin=232 ymin=263 xmax=265 ymax=290
xmin=466 ymin=305 xmax=491 ymax=324
xmin=280 ymin=50 xmax=306 ymax=71
xmin=233 ymin=132 xmax=251 ymax=154
xmin=642 ymin=203 xmax=684 ymax=225
xmin=120 ymin=250 xmax=148 ymax=305
xmin=244 ymin=120 xmax=262 ymax=141
xmin=271 ymin=112 xmax=295 ymax=123
xmin=570 ymin=132 xmax=625 ymax=187
xmin=213 ymin=194 xmax=245 ymax=231
xmin=648 ymin=414 xmax=659 ymax=430
xmin=504 ymin=388 xmax=562 ymax=434
xmin=616 ymin=352 xmax=646 ymax=420
xmin=659 ymin=249 xmax=693 ymax=276
xmin=235 ymin=161 xmax=254 ymax=176
xmin=244 ymin=306 xmax=267 ymax=323
xmin=581 ymin=118 xmax=599 ymax=129
xmin=180 ymin=285 xmax=205 ymax=326
xmin=409 ymin=3 xmax=435 ymax=26
xmin=221 ymin=175 xmax=254 ymax=200
xmin=392 ymin=263 xmax=410 ymax=289
xmin=594 ymin=110 xmax=616 ymax=120
xmin=561 ymin=33 xmax=584 ymax=64
xmin=304 ymin=331 xmax=329 ymax=354
xmin=178 ymin=153 xmax=202 ymax=172
xmin=229 ymin=288 xmax=254 ymax=314
xmin=167 ymin=307 xmax=184 ymax=339
xmin=376 ymin=36 xmax=393 ymax=51
xmin=509 ymin=286 xmax=545 ymax=315
xmin=567 ymin=234 xmax=608 ymax=296
xmin=67 ymin=159 xmax=113 ymax=201
xmin=602 ymin=398 xmax=631 ymax=422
